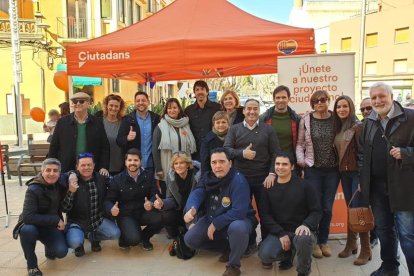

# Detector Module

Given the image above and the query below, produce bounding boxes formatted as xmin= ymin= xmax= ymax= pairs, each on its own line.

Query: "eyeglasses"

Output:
xmin=311 ymin=97 xmax=328 ymax=105
xmin=360 ymin=106 xmax=373 ymax=112
xmin=71 ymin=99 xmax=87 ymax=105
xmin=78 ymin=152 xmax=93 ymax=158
xmin=173 ymin=151 xmax=187 ymax=155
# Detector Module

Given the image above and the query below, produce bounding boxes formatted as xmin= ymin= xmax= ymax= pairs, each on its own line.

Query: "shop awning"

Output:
xmin=56 ymin=64 xmax=102 ymax=86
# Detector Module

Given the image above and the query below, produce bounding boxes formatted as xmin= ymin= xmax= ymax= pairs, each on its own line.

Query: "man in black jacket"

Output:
xmin=258 ymin=152 xmax=321 ymax=276
xmin=16 ymin=158 xmax=68 ymax=276
xmin=62 ymin=153 xmax=120 ymax=257
xmin=105 ymin=148 xmax=168 ymax=250
xmin=49 ymin=92 xmax=110 ymax=174
xmin=116 ymin=91 xmax=160 ymax=172
xmin=359 ymin=82 xmax=414 ymax=276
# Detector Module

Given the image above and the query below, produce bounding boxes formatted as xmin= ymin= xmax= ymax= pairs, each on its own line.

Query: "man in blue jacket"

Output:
xmin=184 ymin=148 xmax=255 ymax=276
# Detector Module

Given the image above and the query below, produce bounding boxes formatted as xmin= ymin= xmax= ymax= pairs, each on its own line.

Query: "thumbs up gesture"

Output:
xmin=111 ymin=201 xmax=120 ymax=217
xmin=144 ymin=197 xmax=153 ymax=211
xmin=127 ymin=126 xmax=136 ymax=141
xmin=153 ymin=194 xmax=164 ymax=210
xmin=243 ymin=143 xmax=256 ymax=160
xmin=184 ymin=207 xmax=196 ymax=223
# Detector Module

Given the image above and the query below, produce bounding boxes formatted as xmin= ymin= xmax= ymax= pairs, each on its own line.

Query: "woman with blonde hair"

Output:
xmin=220 ymin=90 xmax=244 ymax=125
xmin=102 ymin=94 xmax=126 ymax=175
xmin=152 ymin=98 xmax=196 ymax=194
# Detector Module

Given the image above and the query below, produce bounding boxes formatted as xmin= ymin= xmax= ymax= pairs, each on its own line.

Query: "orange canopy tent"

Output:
xmin=66 ymin=0 xmax=315 ymax=82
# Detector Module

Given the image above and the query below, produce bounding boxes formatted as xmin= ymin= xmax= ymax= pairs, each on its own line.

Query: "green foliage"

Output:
xmin=87 ymin=102 xmax=102 ymax=115
xmin=126 ymin=104 xmax=135 ymax=115
xmin=151 ymin=101 xmax=165 ymax=115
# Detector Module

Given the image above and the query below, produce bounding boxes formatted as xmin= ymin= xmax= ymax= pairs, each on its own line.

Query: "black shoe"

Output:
xmin=118 ymin=239 xmax=130 ymax=250
xmin=142 ymin=240 xmax=153 ymax=251
xmin=279 ymin=259 xmax=293 ymax=270
xmin=45 ymin=252 xmax=56 ymax=260
xmin=297 ymin=273 xmax=306 ymax=276
xmin=370 ymin=237 xmax=379 ymax=248
xmin=74 ymin=245 xmax=85 ymax=257
xmin=91 ymin=241 xmax=101 ymax=252
xmin=243 ymin=243 xmax=258 ymax=257
xmin=370 ymin=266 xmax=399 ymax=276
xmin=28 ymin=268 xmax=43 ymax=276
xmin=262 ymin=262 xmax=273 ymax=269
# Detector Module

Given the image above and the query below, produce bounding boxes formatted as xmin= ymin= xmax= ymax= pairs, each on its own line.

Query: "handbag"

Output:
xmin=168 ymin=228 xmax=195 ymax=260
xmin=347 ymin=189 xmax=375 ymax=233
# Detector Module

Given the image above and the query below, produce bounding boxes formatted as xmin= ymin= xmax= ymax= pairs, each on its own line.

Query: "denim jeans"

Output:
xmin=370 ymin=179 xmax=414 ymax=274
xmin=19 ymin=224 xmax=68 ymax=269
xmin=65 ymin=218 xmax=121 ymax=249
xmin=304 ymin=167 xmax=340 ymax=244
xmin=340 ymin=171 xmax=360 ymax=208
xmin=184 ymin=216 xmax=253 ymax=268
xmin=117 ymin=209 xmax=167 ymax=246
xmin=259 ymin=233 xmax=316 ymax=275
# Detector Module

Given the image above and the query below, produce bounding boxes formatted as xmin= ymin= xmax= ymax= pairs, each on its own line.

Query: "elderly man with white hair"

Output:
xmin=358 ymin=82 xmax=414 ymax=276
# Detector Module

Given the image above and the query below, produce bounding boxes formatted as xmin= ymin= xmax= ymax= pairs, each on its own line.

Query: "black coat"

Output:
xmin=21 ymin=174 xmax=65 ymax=226
xmin=200 ymin=131 xmax=225 ymax=174
xmin=116 ymin=111 xmax=160 ymax=155
xmin=49 ymin=113 xmax=110 ymax=173
xmin=61 ymin=172 xmax=108 ymax=231
xmin=231 ymin=107 xmax=245 ymax=125
xmin=359 ymin=101 xmax=414 ymax=211
xmin=104 ymin=169 xmax=159 ymax=218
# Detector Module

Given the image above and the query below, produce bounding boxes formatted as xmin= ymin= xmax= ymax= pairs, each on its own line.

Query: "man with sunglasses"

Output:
xmin=49 ymin=92 xmax=110 ymax=175
xmin=61 ymin=153 xmax=120 ymax=257
xmin=359 ymin=82 xmax=414 ymax=276
xmin=360 ymin=97 xmax=373 ymax=120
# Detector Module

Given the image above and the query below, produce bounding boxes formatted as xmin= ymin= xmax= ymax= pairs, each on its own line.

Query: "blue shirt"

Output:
xmin=136 ymin=111 xmax=153 ymax=168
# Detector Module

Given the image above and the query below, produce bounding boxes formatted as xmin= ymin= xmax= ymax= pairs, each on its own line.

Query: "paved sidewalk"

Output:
xmin=0 ymin=175 xmax=409 ymax=276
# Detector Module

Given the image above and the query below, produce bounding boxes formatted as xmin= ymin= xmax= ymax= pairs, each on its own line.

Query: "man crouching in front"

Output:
xmin=15 ymin=158 xmax=68 ymax=276
xmin=184 ymin=147 xmax=256 ymax=276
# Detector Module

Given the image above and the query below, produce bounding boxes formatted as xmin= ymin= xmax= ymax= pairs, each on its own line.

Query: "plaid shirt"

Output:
xmin=86 ymin=179 xmax=103 ymax=232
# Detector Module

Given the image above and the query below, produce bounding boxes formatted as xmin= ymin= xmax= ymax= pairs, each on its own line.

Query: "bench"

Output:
xmin=1 ymin=144 xmax=11 ymax=179
xmin=17 ymin=134 xmax=49 ymax=186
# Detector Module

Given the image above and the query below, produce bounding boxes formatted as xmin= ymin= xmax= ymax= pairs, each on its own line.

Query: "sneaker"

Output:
xmin=74 ymin=245 xmax=85 ymax=257
xmin=142 ymin=240 xmax=154 ymax=251
xmin=222 ymin=265 xmax=241 ymax=276
xmin=219 ymin=251 xmax=230 ymax=263
xmin=262 ymin=262 xmax=273 ymax=269
xmin=243 ymin=243 xmax=258 ymax=257
xmin=312 ymin=244 xmax=323 ymax=258
xmin=279 ymin=259 xmax=293 ymax=270
xmin=91 ymin=241 xmax=102 ymax=252
xmin=320 ymin=244 xmax=331 ymax=257
xmin=28 ymin=268 xmax=43 ymax=276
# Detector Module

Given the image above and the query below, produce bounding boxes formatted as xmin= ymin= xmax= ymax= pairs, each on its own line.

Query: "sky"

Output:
xmin=229 ymin=0 xmax=294 ymax=24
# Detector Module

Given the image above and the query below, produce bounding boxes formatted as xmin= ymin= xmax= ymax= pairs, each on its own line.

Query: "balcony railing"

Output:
xmin=57 ymin=17 xmax=90 ymax=40
xmin=0 ymin=18 xmax=43 ymax=41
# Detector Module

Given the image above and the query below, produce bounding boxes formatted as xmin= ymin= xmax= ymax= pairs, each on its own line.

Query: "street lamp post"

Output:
xmin=357 ymin=0 xmax=368 ymax=101
xmin=9 ymin=0 xmax=24 ymax=147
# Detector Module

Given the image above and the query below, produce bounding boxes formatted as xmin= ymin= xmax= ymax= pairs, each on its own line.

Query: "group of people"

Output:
xmin=14 ymin=80 xmax=414 ymax=276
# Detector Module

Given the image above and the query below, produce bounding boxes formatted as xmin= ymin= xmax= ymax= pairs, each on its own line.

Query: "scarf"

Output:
xmin=212 ymin=127 xmax=228 ymax=141
xmin=158 ymin=115 xmax=197 ymax=153
xmin=204 ymin=167 xmax=236 ymax=192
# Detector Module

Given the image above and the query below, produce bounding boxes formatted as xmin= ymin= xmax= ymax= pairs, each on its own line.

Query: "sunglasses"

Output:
xmin=78 ymin=152 xmax=93 ymax=158
xmin=311 ymin=97 xmax=328 ymax=105
xmin=360 ymin=106 xmax=373 ymax=112
xmin=71 ymin=99 xmax=87 ymax=105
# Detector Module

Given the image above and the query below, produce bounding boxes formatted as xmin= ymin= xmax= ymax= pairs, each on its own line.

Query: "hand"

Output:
xmin=279 ymin=235 xmax=291 ymax=251
xmin=111 ymin=201 xmax=120 ymax=216
xmin=243 ymin=143 xmax=256 ymax=160
xmin=295 ymin=225 xmax=311 ymax=236
xmin=144 ymin=197 xmax=153 ymax=211
xmin=207 ymin=223 xmax=216 ymax=240
xmin=68 ymin=173 xmax=79 ymax=193
xmin=127 ymin=126 xmax=136 ymax=141
xmin=184 ymin=207 xmax=196 ymax=223
xmin=153 ymin=194 xmax=164 ymax=210
xmin=263 ymin=174 xmax=276 ymax=188
xmin=390 ymin=147 xmax=402 ymax=159
xmin=156 ymin=171 xmax=164 ymax=179
xmin=99 ymin=168 xmax=109 ymax=177
xmin=57 ymin=219 xmax=65 ymax=231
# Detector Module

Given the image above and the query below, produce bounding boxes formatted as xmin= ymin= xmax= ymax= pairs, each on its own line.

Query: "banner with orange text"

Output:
xmin=278 ymin=53 xmax=355 ymax=114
